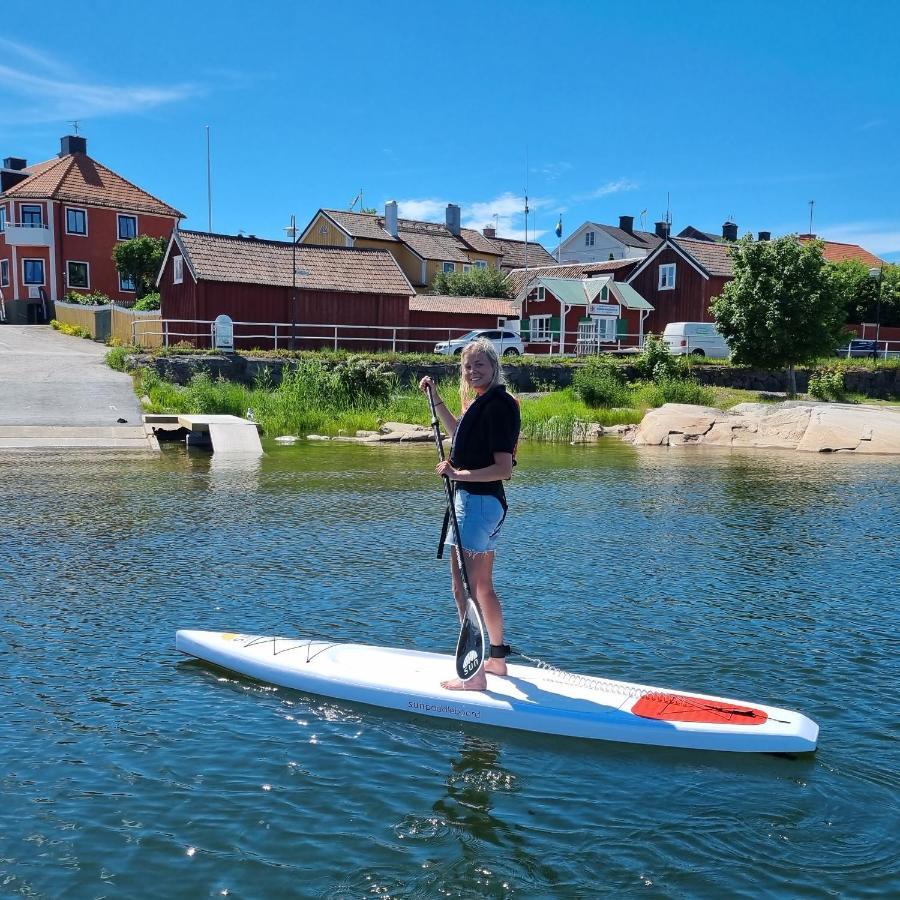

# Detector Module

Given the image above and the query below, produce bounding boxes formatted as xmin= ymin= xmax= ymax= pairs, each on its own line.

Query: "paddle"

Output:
xmin=425 ymin=383 xmax=487 ymax=681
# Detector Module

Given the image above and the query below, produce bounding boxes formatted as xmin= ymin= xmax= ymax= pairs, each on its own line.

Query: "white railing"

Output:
xmin=129 ymin=317 xmax=648 ymax=355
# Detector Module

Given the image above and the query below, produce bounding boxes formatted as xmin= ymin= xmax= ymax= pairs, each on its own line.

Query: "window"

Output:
xmin=173 ymin=255 xmax=183 ymax=284
xmin=21 ymin=204 xmax=43 ymax=227
xmin=67 ymin=261 xmax=90 ymax=289
xmin=119 ymin=273 xmax=136 ymax=292
xmin=442 ymin=262 xmax=455 ymax=274
xmin=529 ymin=285 xmax=546 ymax=301
xmin=658 ymin=263 xmax=676 ymax=290
xmin=0 ymin=259 xmax=8 ymax=287
xmin=597 ymin=318 xmax=617 ymax=342
xmin=475 ymin=260 xmax=487 ymax=269
xmin=23 ymin=258 xmax=45 ymax=284
xmin=530 ymin=314 xmax=552 ymax=342
xmin=117 ymin=214 xmax=138 ymax=239
xmin=585 ymin=231 xmax=595 ymax=247
xmin=463 ymin=264 xmax=472 ymax=273
xmin=66 ymin=207 xmax=87 ymax=235
xmin=0 ymin=206 xmax=6 ymax=232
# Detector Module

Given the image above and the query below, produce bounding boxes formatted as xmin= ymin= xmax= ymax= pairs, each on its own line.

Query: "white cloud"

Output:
xmin=396 ymin=191 xmax=554 ymax=243
xmin=817 ymin=221 xmax=900 ymax=256
xmin=575 ymin=178 xmax=639 ymax=202
xmin=0 ymin=37 xmax=200 ymax=124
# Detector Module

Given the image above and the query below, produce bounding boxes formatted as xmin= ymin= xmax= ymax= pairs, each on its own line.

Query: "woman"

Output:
xmin=419 ymin=339 xmax=521 ymax=691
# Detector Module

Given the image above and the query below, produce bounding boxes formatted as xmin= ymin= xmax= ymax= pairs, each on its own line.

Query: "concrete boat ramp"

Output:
xmin=0 ymin=326 xmax=260 ymax=453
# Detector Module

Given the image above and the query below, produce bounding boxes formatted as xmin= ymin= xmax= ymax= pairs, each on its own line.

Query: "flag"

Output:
xmin=555 ymin=215 xmax=563 ymax=239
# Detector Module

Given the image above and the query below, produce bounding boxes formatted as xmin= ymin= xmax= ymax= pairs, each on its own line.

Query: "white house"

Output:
xmin=558 ymin=215 xmax=665 ymax=264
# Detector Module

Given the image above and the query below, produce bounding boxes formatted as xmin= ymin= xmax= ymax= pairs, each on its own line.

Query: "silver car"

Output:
xmin=434 ymin=328 xmax=524 ymax=356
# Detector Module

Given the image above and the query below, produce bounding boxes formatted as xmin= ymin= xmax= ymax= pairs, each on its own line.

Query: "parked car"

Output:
xmin=834 ymin=339 xmax=880 ymax=359
xmin=434 ymin=328 xmax=524 ymax=356
xmin=662 ymin=322 xmax=730 ymax=358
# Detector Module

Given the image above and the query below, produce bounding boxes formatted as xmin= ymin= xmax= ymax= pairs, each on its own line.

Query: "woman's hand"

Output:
xmin=435 ymin=460 xmax=460 ymax=479
xmin=418 ymin=376 xmax=435 ymax=393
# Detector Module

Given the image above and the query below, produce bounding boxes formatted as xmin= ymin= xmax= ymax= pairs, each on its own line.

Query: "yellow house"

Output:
xmin=299 ymin=202 xmax=555 ymax=290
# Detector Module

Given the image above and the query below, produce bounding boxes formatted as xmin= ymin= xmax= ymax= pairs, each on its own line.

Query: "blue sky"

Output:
xmin=2 ymin=0 xmax=898 ymax=260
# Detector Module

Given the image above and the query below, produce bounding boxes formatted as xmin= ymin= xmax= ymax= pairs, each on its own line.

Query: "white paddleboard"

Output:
xmin=175 ymin=630 xmax=818 ymax=754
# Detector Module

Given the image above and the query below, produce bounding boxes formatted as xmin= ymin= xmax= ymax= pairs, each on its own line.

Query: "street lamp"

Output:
xmin=868 ymin=265 xmax=884 ymax=353
xmin=284 ymin=214 xmax=302 ymax=350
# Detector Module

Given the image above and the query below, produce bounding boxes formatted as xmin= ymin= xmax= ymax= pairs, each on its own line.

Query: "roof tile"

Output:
xmin=410 ymin=294 xmax=517 ymax=316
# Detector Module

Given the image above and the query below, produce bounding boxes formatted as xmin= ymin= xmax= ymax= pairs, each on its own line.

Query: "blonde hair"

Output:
xmin=459 ymin=338 xmax=504 ymax=409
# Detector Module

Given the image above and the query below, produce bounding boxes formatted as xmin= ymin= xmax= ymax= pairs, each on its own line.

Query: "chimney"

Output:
xmin=757 ymin=230 xmax=771 ymax=242
xmin=654 ymin=220 xmax=670 ymax=239
xmin=618 ymin=215 xmax=634 ymax=233
xmin=384 ymin=200 xmax=398 ymax=237
xmin=1 ymin=156 xmax=30 ymax=191
xmin=482 ymin=225 xmax=496 ymax=239
xmin=722 ymin=221 xmax=738 ymax=241
xmin=59 ymin=135 xmax=87 ymax=157
xmin=445 ymin=203 xmax=461 ymax=236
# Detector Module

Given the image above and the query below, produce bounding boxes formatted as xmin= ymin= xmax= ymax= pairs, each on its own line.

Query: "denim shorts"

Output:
xmin=444 ymin=489 xmax=507 ymax=555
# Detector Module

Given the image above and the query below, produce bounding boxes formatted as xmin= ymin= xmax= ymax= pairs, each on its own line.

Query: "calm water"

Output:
xmin=1 ymin=439 xmax=897 ymax=898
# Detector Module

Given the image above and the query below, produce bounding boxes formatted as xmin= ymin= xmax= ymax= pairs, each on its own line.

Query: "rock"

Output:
xmin=627 ymin=402 xmax=900 ymax=454
xmin=306 ymin=434 xmax=331 ymax=441
xmin=274 ymin=435 xmax=299 ymax=444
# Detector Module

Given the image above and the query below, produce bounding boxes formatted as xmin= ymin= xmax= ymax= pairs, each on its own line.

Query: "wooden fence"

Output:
xmin=53 ymin=301 xmax=163 ymax=348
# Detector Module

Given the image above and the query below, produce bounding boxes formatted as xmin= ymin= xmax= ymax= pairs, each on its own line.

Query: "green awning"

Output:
xmin=611 ymin=282 xmax=654 ymax=310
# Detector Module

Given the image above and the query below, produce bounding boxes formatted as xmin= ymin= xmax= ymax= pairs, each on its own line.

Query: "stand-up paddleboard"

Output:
xmin=175 ymin=630 xmax=818 ymax=754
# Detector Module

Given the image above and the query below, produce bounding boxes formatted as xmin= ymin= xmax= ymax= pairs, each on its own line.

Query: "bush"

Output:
xmin=50 ymin=319 xmax=92 ymax=339
xmin=808 ymin=368 xmax=846 ymax=402
xmin=105 ymin=345 xmax=132 ymax=372
xmin=631 ymin=377 xmax=716 ymax=409
xmin=65 ymin=290 xmax=111 ymax=306
xmin=133 ymin=291 xmax=161 ymax=311
xmin=572 ymin=356 xmax=630 ymax=407
xmin=634 ymin=334 xmax=685 ymax=381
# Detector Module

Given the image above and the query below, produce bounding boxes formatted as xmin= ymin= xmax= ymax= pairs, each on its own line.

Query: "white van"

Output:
xmin=662 ymin=322 xmax=730 ymax=359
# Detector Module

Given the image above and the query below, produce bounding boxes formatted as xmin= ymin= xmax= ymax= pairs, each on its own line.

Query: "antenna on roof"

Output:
xmin=349 ymin=189 xmax=363 ymax=211
xmin=808 ymin=199 xmax=815 ymax=235
xmin=69 ymin=120 xmax=80 ymax=135
xmin=666 ymin=192 xmax=672 ymax=229
xmin=524 ymin=147 xmax=530 ymax=274
xmin=205 ymin=125 xmax=212 ymax=234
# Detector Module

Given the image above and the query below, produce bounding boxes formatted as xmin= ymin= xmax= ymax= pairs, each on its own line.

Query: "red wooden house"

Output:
xmin=157 ymin=230 xmax=414 ymax=350
xmin=0 ymin=135 xmax=182 ymax=323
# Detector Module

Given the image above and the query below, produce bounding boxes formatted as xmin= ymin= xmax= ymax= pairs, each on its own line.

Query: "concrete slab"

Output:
xmin=0 ymin=325 xmax=155 ymax=450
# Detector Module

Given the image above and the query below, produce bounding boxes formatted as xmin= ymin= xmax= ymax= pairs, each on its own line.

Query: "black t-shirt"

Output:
xmin=450 ymin=385 xmax=521 ymax=509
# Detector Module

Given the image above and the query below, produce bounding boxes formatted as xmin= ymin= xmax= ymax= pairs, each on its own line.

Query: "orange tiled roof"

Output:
xmin=2 ymin=153 xmax=183 ymax=218
xmin=797 ymin=235 xmax=885 ymax=268
xmin=409 ymin=294 xmax=517 ymax=316
xmin=175 ymin=230 xmax=414 ymax=296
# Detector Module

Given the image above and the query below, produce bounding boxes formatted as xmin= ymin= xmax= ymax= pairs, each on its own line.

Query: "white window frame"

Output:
xmin=0 ymin=206 xmax=6 ymax=232
xmin=173 ymin=255 xmax=184 ymax=284
xmin=442 ymin=262 xmax=456 ymax=274
xmin=530 ymin=314 xmax=552 ymax=342
xmin=475 ymin=260 xmax=487 ymax=269
xmin=0 ymin=258 xmax=9 ymax=287
xmin=463 ymin=264 xmax=472 ymax=273
xmin=21 ymin=204 xmax=43 ymax=228
xmin=23 ymin=258 xmax=45 ymax=285
xmin=585 ymin=230 xmax=595 ymax=247
xmin=117 ymin=214 xmax=138 ymax=240
xmin=65 ymin=207 xmax=88 ymax=236
xmin=597 ymin=317 xmax=617 ymax=342
xmin=119 ymin=272 xmax=136 ymax=293
xmin=528 ymin=286 xmax=546 ymax=302
xmin=658 ymin=263 xmax=676 ymax=290
xmin=66 ymin=260 xmax=91 ymax=289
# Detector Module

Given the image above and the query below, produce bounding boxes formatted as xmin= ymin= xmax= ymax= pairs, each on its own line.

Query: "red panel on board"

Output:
xmin=632 ymin=694 xmax=768 ymax=726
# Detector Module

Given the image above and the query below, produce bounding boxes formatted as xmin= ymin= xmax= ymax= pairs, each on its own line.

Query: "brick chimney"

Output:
xmin=757 ymin=230 xmax=771 ymax=242
xmin=722 ymin=221 xmax=738 ymax=241
xmin=384 ymin=200 xmax=398 ymax=237
xmin=619 ymin=215 xmax=634 ymax=233
xmin=482 ymin=225 xmax=496 ymax=239
xmin=654 ymin=220 xmax=670 ymax=239
xmin=59 ymin=135 xmax=87 ymax=157
xmin=445 ymin=203 xmax=461 ymax=236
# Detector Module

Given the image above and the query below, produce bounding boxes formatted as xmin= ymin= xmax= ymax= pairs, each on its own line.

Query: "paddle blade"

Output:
xmin=455 ymin=597 xmax=486 ymax=681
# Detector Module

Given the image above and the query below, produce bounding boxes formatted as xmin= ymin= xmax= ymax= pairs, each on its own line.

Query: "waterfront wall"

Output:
xmin=128 ymin=354 xmax=900 ymax=400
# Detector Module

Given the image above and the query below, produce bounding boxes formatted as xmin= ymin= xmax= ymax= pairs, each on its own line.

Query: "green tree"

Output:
xmin=112 ymin=235 xmax=167 ymax=299
xmin=829 ymin=259 xmax=900 ymax=328
xmin=710 ymin=235 xmax=845 ymax=395
xmin=431 ymin=265 xmax=511 ymax=298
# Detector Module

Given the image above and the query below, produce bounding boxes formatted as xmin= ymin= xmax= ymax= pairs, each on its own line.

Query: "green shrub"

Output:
xmin=65 ymin=290 xmax=111 ymax=306
xmin=133 ymin=291 xmax=161 ymax=311
xmin=808 ymin=368 xmax=846 ymax=402
xmin=634 ymin=334 xmax=686 ymax=381
xmin=631 ymin=377 xmax=716 ymax=409
xmin=50 ymin=318 xmax=92 ymax=339
xmin=105 ymin=345 xmax=131 ymax=372
xmin=572 ymin=355 xmax=630 ymax=407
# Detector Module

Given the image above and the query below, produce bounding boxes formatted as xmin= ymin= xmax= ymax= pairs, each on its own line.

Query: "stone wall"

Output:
xmin=128 ymin=353 xmax=900 ymax=399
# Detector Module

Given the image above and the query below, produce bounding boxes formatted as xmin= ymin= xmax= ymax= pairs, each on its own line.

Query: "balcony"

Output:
xmin=3 ymin=222 xmax=52 ymax=247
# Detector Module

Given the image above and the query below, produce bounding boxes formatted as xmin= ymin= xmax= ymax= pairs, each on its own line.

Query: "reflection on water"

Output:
xmin=1 ymin=439 xmax=898 ymax=898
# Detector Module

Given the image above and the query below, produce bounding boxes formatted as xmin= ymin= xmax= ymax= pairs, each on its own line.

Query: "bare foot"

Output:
xmin=441 ymin=672 xmax=487 ymax=691
xmin=484 ymin=658 xmax=508 ymax=677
